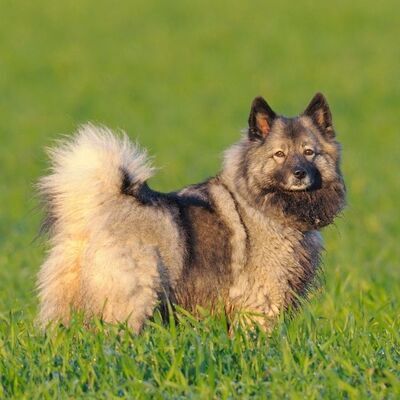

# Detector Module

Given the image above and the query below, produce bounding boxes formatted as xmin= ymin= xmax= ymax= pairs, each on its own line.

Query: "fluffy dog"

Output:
xmin=37 ymin=93 xmax=345 ymax=331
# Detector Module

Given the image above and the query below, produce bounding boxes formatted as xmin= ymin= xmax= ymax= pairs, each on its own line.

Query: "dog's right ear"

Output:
xmin=248 ymin=96 xmax=277 ymax=140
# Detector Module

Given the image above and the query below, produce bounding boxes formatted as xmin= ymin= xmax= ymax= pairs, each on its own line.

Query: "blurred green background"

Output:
xmin=0 ymin=0 xmax=399 ymax=397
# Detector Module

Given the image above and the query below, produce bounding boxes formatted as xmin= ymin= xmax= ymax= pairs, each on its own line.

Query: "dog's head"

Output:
xmin=224 ymin=93 xmax=346 ymax=230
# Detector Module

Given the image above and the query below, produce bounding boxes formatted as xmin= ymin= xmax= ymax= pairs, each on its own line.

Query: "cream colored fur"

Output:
xmin=37 ymin=124 xmax=183 ymax=329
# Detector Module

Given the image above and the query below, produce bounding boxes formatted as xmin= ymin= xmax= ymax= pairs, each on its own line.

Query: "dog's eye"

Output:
xmin=274 ymin=151 xmax=285 ymax=158
xmin=304 ymin=149 xmax=314 ymax=156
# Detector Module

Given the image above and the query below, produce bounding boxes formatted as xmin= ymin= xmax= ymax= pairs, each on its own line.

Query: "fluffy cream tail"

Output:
xmin=38 ymin=123 xmax=154 ymax=237
xmin=37 ymin=124 xmax=155 ymax=325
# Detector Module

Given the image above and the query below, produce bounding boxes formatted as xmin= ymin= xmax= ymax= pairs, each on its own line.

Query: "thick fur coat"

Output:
xmin=37 ymin=93 xmax=345 ymax=332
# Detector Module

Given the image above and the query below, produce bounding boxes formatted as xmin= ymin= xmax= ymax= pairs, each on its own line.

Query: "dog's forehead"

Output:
xmin=271 ymin=116 xmax=318 ymax=144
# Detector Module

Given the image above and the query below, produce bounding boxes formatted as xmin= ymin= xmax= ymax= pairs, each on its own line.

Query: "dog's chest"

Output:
xmin=228 ymin=210 xmax=321 ymax=318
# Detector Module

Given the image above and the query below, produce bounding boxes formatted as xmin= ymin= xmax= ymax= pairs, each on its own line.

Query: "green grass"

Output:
xmin=0 ymin=0 xmax=399 ymax=398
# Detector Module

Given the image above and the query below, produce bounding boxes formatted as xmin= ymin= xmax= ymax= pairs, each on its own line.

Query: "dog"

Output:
xmin=37 ymin=93 xmax=345 ymax=332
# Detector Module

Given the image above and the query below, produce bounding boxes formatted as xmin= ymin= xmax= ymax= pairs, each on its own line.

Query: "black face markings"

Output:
xmin=271 ymin=158 xmax=322 ymax=192
xmin=289 ymin=161 xmax=322 ymax=189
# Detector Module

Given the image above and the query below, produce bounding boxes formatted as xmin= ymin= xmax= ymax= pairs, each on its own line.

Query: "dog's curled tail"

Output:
xmin=37 ymin=124 xmax=155 ymax=325
xmin=38 ymin=123 xmax=155 ymax=238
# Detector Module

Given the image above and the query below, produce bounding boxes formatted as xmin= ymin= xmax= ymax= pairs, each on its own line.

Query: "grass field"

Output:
xmin=0 ymin=0 xmax=399 ymax=398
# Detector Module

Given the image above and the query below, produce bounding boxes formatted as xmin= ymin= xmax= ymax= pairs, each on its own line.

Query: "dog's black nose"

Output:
xmin=294 ymin=169 xmax=306 ymax=180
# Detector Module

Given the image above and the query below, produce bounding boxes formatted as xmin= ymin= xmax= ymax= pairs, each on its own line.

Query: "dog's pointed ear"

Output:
xmin=303 ymin=92 xmax=334 ymax=137
xmin=248 ymin=96 xmax=277 ymax=140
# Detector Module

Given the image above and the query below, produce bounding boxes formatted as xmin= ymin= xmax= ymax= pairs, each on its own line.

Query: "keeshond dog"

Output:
xmin=37 ymin=93 xmax=345 ymax=332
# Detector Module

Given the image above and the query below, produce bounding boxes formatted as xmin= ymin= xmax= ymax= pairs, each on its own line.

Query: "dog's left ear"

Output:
xmin=248 ymin=96 xmax=277 ymax=140
xmin=303 ymin=92 xmax=334 ymax=137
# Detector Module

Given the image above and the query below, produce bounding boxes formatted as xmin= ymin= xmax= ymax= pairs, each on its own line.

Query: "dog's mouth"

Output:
xmin=284 ymin=182 xmax=312 ymax=192
xmin=262 ymin=174 xmax=323 ymax=196
xmin=263 ymin=184 xmax=318 ymax=196
xmin=280 ymin=180 xmax=315 ymax=192
xmin=280 ymin=173 xmax=323 ymax=193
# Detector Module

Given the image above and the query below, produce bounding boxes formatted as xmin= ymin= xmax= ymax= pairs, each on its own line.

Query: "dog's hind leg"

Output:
xmin=81 ymin=240 xmax=165 ymax=333
xmin=37 ymin=239 xmax=83 ymax=327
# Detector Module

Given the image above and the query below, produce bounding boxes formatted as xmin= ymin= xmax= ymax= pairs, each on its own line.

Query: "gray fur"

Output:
xmin=37 ymin=94 xmax=345 ymax=332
